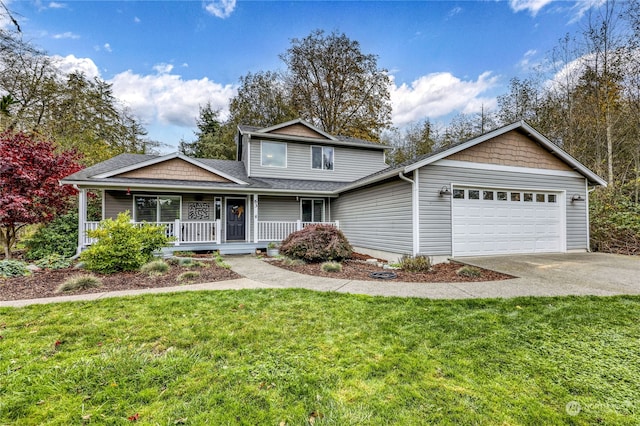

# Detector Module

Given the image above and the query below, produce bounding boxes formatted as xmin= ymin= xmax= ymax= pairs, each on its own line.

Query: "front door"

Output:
xmin=226 ymin=198 xmax=246 ymax=241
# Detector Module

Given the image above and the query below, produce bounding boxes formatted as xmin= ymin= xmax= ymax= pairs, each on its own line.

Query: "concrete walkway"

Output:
xmin=2 ymin=253 xmax=639 ymax=308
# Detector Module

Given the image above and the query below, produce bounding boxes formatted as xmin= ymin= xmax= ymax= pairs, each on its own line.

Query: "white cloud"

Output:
xmin=134 ymin=16 xmax=141 ymax=23
xmin=204 ymin=0 xmax=236 ymax=19
xmin=508 ymin=0 xmax=553 ymax=15
xmin=52 ymin=31 xmax=80 ymax=39
xmin=153 ymin=63 xmax=174 ymax=74
xmin=110 ymin=70 xmax=235 ymax=127
xmin=568 ymin=0 xmax=606 ymax=23
xmin=48 ymin=2 xmax=67 ymax=9
xmin=104 ymin=43 xmax=112 ymax=53
xmin=390 ymin=72 xmax=499 ymax=126
xmin=447 ymin=6 xmax=463 ymax=18
xmin=51 ymin=54 xmax=101 ymax=79
xmin=518 ymin=49 xmax=539 ymax=70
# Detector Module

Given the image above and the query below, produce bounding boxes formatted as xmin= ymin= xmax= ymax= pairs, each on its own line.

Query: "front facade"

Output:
xmin=61 ymin=119 xmax=606 ymax=260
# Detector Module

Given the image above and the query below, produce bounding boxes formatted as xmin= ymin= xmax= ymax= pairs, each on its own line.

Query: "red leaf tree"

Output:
xmin=0 ymin=131 xmax=82 ymax=258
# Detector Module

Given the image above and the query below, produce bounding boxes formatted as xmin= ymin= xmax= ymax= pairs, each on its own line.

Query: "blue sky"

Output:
xmin=4 ymin=0 xmax=605 ymax=150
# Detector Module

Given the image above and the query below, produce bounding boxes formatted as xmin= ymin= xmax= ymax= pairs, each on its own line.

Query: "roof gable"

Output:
xmin=93 ymin=153 xmax=248 ymax=185
xmin=405 ymin=121 xmax=607 ymax=186
xmin=116 ymin=158 xmax=233 ymax=183
xmin=447 ymin=130 xmax=573 ymax=171
xmin=258 ymin=118 xmax=337 ymax=140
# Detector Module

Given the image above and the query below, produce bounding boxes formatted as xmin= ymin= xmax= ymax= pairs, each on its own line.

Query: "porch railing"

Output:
xmin=257 ymin=220 xmax=339 ymax=242
xmin=82 ymin=219 xmax=221 ymax=247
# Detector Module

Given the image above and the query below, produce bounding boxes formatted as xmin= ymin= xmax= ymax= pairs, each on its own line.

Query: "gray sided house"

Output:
xmin=61 ymin=119 xmax=606 ymax=260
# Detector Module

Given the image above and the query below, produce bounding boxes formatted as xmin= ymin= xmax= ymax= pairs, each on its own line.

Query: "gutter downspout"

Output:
xmin=586 ymin=184 xmax=597 ymax=252
xmin=399 ymin=171 xmax=420 ymax=257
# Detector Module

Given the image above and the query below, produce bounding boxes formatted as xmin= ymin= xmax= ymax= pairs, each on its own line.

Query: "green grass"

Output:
xmin=1 ymin=291 xmax=639 ymax=425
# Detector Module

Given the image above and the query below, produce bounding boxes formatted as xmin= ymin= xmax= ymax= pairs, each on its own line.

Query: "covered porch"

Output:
xmin=77 ymin=188 xmax=339 ymax=254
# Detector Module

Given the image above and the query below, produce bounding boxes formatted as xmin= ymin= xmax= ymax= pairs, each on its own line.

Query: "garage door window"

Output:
xmin=536 ymin=194 xmax=545 ymax=202
xmin=511 ymin=192 xmax=521 ymax=201
xmin=469 ymin=190 xmax=480 ymax=199
xmin=453 ymin=189 xmax=465 ymax=199
xmin=548 ymin=194 xmax=557 ymax=203
xmin=497 ymin=191 xmax=507 ymax=201
xmin=524 ymin=193 xmax=533 ymax=202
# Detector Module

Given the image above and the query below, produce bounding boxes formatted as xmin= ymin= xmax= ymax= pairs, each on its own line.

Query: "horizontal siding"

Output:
xmin=333 ymin=179 xmax=413 ymax=254
xmin=418 ymin=165 xmax=588 ymax=255
xmin=258 ymin=196 xmax=300 ymax=221
xmin=249 ymin=139 xmax=387 ymax=182
xmin=104 ymin=191 xmax=132 ymax=219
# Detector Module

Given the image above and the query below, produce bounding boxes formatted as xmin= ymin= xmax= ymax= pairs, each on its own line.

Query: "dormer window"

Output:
xmin=261 ymin=141 xmax=287 ymax=167
xmin=311 ymin=146 xmax=334 ymax=170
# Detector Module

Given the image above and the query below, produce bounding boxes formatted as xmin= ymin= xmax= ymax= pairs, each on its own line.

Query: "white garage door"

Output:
xmin=452 ymin=187 xmax=563 ymax=256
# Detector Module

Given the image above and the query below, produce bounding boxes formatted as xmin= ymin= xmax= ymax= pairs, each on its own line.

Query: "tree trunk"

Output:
xmin=606 ymin=111 xmax=614 ymax=186
xmin=0 ymin=227 xmax=12 ymax=259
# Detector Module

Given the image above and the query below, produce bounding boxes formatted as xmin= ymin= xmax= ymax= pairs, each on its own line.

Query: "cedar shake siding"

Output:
xmin=116 ymin=158 xmax=232 ymax=182
xmin=448 ymin=131 xmax=572 ymax=171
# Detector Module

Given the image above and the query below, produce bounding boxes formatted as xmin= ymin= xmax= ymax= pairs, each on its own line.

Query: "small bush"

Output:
xmin=173 ymin=251 xmax=195 ymax=256
xmin=0 ymin=260 xmax=30 ymax=278
xmin=214 ymin=253 xmax=231 ymax=269
xmin=34 ymin=254 xmax=72 ymax=270
xmin=321 ymin=261 xmax=342 ymax=272
xmin=23 ymin=213 xmax=78 ymax=260
xmin=177 ymin=271 xmax=201 ymax=282
xmin=56 ymin=274 xmax=102 ymax=293
xmin=457 ymin=265 xmax=481 ymax=278
xmin=140 ymin=260 xmax=170 ymax=275
xmin=280 ymin=225 xmax=352 ymax=263
xmin=282 ymin=257 xmax=306 ymax=267
xmin=399 ymin=255 xmax=432 ymax=273
xmin=80 ymin=212 xmax=172 ymax=274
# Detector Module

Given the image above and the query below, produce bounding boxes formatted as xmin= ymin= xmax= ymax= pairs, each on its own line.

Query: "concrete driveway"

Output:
xmin=456 ymin=252 xmax=640 ymax=297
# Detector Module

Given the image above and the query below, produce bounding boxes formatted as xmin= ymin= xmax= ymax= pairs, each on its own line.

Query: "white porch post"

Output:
xmin=215 ymin=219 xmax=222 ymax=244
xmin=253 ymin=194 xmax=259 ymax=243
xmin=296 ymin=220 xmax=302 ymax=231
xmin=334 ymin=220 xmax=339 ymax=229
xmin=174 ymin=218 xmax=181 ymax=246
xmin=77 ymin=187 xmax=87 ymax=254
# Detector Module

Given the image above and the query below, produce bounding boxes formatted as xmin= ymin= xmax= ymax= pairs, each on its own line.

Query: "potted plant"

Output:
xmin=266 ymin=242 xmax=280 ymax=257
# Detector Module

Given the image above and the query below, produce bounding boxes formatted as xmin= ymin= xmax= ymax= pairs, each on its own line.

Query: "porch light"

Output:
xmin=439 ymin=186 xmax=452 ymax=196
xmin=571 ymin=194 xmax=584 ymax=203
xmin=126 ymin=188 xmax=131 ymax=196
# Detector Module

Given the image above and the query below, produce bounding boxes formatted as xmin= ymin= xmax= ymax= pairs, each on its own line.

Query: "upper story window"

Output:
xmin=261 ymin=141 xmax=287 ymax=167
xmin=311 ymin=146 xmax=334 ymax=170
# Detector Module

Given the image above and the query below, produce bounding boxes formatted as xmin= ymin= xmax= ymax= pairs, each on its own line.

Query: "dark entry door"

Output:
xmin=226 ymin=199 xmax=246 ymax=241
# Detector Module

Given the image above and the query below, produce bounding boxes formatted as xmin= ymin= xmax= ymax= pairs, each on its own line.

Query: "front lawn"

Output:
xmin=1 ymin=290 xmax=638 ymax=425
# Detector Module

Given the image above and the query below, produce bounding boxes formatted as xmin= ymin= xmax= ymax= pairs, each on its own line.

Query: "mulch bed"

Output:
xmin=269 ymin=256 xmax=513 ymax=283
xmin=0 ymin=263 xmax=240 ymax=302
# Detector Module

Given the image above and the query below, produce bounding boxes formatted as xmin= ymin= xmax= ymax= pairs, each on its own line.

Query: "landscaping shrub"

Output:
xmin=56 ymin=275 xmax=102 ymax=292
xmin=590 ymin=185 xmax=640 ymax=255
xmin=23 ymin=212 xmax=78 ymax=260
xmin=457 ymin=265 xmax=481 ymax=278
xmin=0 ymin=259 xmax=30 ymax=278
xmin=398 ymin=255 xmax=432 ymax=273
xmin=178 ymin=271 xmax=200 ymax=282
xmin=140 ymin=260 xmax=170 ymax=275
xmin=34 ymin=253 xmax=72 ymax=270
xmin=280 ymin=224 xmax=352 ymax=263
xmin=321 ymin=261 xmax=342 ymax=272
xmin=282 ymin=257 xmax=306 ymax=267
xmin=214 ymin=253 xmax=231 ymax=269
xmin=80 ymin=212 xmax=172 ymax=274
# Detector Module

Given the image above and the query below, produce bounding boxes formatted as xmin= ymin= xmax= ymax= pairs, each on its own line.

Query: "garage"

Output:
xmin=452 ymin=186 xmax=564 ymax=256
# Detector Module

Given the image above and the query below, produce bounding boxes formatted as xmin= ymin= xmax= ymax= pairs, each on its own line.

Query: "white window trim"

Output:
xmin=260 ymin=140 xmax=287 ymax=168
xmin=300 ymin=198 xmax=325 ymax=222
xmin=310 ymin=145 xmax=335 ymax=171
xmin=132 ymin=194 xmax=182 ymax=222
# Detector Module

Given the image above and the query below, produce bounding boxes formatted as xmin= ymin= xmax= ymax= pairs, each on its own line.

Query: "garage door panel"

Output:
xmin=453 ymin=187 xmax=563 ymax=256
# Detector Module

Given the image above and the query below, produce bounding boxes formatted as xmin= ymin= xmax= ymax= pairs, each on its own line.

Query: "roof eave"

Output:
xmin=242 ymin=130 xmax=390 ymax=150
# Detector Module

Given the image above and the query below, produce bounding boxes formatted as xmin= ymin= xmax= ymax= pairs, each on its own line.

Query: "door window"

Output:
xmin=301 ymin=199 xmax=324 ymax=222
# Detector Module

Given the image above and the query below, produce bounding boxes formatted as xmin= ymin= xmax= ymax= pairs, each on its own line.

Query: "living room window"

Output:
xmin=134 ymin=195 xmax=181 ymax=222
xmin=261 ymin=141 xmax=287 ymax=167
xmin=311 ymin=146 xmax=334 ymax=170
